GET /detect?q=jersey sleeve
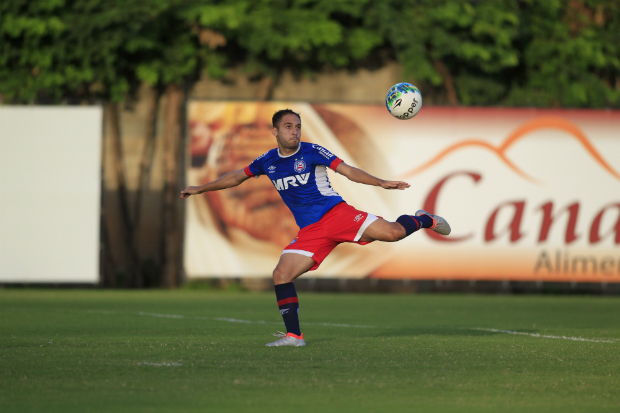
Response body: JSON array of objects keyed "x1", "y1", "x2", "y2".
[
  {"x1": 244, "y1": 152, "x2": 267, "y2": 177},
  {"x1": 309, "y1": 144, "x2": 343, "y2": 171}
]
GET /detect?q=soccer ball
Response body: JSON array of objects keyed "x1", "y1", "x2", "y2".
[{"x1": 385, "y1": 83, "x2": 423, "y2": 120}]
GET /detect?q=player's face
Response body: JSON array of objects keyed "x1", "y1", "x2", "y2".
[{"x1": 272, "y1": 114, "x2": 301, "y2": 150}]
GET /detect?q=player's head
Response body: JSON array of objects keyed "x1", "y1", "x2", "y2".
[
  {"x1": 272, "y1": 109, "x2": 300, "y2": 129},
  {"x1": 272, "y1": 109, "x2": 301, "y2": 150}
]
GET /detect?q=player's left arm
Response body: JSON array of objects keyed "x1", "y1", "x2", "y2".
[{"x1": 335, "y1": 162, "x2": 410, "y2": 190}]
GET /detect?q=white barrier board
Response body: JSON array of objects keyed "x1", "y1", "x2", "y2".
[{"x1": 0, "y1": 107, "x2": 102, "y2": 283}]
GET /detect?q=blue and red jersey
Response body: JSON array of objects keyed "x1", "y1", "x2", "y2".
[{"x1": 244, "y1": 142, "x2": 344, "y2": 229}]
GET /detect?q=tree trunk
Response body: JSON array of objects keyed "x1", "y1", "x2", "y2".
[
  {"x1": 107, "y1": 102, "x2": 142, "y2": 287},
  {"x1": 99, "y1": 115, "x2": 114, "y2": 287},
  {"x1": 160, "y1": 84, "x2": 186, "y2": 288},
  {"x1": 433, "y1": 59, "x2": 459, "y2": 105},
  {"x1": 256, "y1": 76, "x2": 275, "y2": 100},
  {"x1": 133, "y1": 88, "x2": 161, "y2": 227}
]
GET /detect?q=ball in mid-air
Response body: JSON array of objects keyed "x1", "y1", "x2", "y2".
[{"x1": 385, "y1": 83, "x2": 422, "y2": 120}]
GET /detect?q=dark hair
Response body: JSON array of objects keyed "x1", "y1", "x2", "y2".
[{"x1": 272, "y1": 109, "x2": 301, "y2": 128}]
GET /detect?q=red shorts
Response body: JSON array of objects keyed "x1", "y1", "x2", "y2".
[{"x1": 283, "y1": 202, "x2": 378, "y2": 271}]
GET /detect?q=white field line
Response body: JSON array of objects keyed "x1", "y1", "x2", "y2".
[
  {"x1": 137, "y1": 311, "x2": 273, "y2": 324},
  {"x1": 137, "y1": 362, "x2": 181, "y2": 367},
  {"x1": 88, "y1": 310, "x2": 374, "y2": 328},
  {"x1": 138, "y1": 312, "x2": 185, "y2": 319},
  {"x1": 472, "y1": 328, "x2": 620, "y2": 343},
  {"x1": 213, "y1": 317, "x2": 267, "y2": 324},
  {"x1": 89, "y1": 311, "x2": 618, "y2": 341}
]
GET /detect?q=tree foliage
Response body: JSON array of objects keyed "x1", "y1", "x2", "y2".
[
  {"x1": 0, "y1": 0, "x2": 206, "y2": 102},
  {"x1": 1, "y1": 0, "x2": 618, "y2": 107},
  {"x1": 0, "y1": 0, "x2": 383, "y2": 102},
  {"x1": 505, "y1": 0, "x2": 620, "y2": 107},
  {"x1": 374, "y1": 0, "x2": 619, "y2": 107}
]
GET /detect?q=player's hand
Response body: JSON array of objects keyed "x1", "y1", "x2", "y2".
[
  {"x1": 180, "y1": 186, "x2": 201, "y2": 199},
  {"x1": 380, "y1": 180, "x2": 410, "y2": 190}
]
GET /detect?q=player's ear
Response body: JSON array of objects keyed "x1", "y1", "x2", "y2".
[{"x1": 271, "y1": 127, "x2": 278, "y2": 137}]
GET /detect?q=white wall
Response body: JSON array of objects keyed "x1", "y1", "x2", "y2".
[{"x1": 0, "y1": 106, "x2": 102, "y2": 283}]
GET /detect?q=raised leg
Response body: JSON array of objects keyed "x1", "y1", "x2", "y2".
[
  {"x1": 358, "y1": 217, "x2": 408, "y2": 243},
  {"x1": 359, "y1": 212, "x2": 443, "y2": 243}
]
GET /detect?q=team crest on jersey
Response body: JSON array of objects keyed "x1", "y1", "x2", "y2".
[
  {"x1": 294, "y1": 158, "x2": 306, "y2": 173},
  {"x1": 289, "y1": 237, "x2": 298, "y2": 245}
]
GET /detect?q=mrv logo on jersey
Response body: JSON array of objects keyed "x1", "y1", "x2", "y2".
[{"x1": 272, "y1": 173, "x2": 310, "y2": 191}]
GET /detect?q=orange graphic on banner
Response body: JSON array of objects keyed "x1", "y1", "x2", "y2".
[{"x1": 402, "y1": 117, "x2": 620, "y2": 183}]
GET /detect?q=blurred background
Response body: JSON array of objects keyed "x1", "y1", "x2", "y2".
[{"x1": 1, "y1": 0, "x2": 619, "y2": 290}]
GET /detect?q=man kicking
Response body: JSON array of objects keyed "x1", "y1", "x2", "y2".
[{"x1": 180, "y1": 109, "x2": 450, "y2": 347}]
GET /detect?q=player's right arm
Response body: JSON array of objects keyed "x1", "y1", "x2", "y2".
[
  {"x1": 180, "y1": 169, "x2": 251, "y2": 199},
  {"x1": 336, "y1": 162, "x2": 410, "y2": 190}
]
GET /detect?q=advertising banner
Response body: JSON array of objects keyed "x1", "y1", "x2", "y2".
[{"x1": 185, "y1": 102, "x2": 620, "y2": 283}]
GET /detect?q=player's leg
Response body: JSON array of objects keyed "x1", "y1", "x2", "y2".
[
  {"x1": 266, "y1": 252, "x2": 315, "y2": 347},
  {"x1": 273, "y1": 252, "x2": 316, "y2": 285},
  {"x1": 359, "y1": 210, "x2": 450, "y2": 243},
  {"x1": 358, "y1": 217, "x2": 407, "y2": 242}
]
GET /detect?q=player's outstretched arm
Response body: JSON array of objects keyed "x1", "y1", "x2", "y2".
[
  {"x1": 180, "y1": 169, "x2": 251, "y2": 199},
  {"x1": 335, "y1": 162, "x2": 410, "y2": 190}
]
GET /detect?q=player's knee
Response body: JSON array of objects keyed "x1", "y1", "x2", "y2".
[
  {"x1": 272, "y1": 267, "x2": 292, "y2": 284},
  {"x1": 387, "y1": 223, "x2": 407, "y2": 242}
]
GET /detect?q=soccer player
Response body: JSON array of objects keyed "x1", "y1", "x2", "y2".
[{"x1": 181, "y1": 109, "x2": 450, "y2": 347}]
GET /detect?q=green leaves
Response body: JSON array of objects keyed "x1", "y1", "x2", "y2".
[
  {"x1": 375, "y1": 0, "x2": 619, "y2": 107},
  {"x1": 1, "y1": 0, "x2": 618, "y2": 107},
  {"x1": 505, "y1": 0, "x2": 620, "y2": 107},
  {"x1": 184, "y1": 0, "x2": 375, "y2": 68}
]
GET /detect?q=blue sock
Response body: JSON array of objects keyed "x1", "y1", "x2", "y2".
[
  {"x1": 416, "y1": 214, "x2": 434, "y2": 228},
  {"x1": 274, "y1": 282, "x2": 301, "y2": 336},
  {"x1": 396, "y1": 214, "x2": 433, "y2": 237}
]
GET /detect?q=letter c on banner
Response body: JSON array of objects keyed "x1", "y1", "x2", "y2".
[{"x1": 422, "y1": 171, "x2": 482, "y2": 242}]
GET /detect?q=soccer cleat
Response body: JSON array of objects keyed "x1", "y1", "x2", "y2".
[
  {"x1": 415, "y1": 210, "x2": 451, "y2": 235},
  {"x1": 265, "y1": 331, "x2": 306, "y2": 347}
]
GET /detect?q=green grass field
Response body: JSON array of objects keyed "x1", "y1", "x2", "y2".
[{"x1": 1, "y1": 289, "x2": 619, "y2": 413}]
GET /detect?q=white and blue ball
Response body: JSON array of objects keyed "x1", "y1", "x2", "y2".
[{"x1": 385, "y1": 83, "x2": 423, "y2": 120}]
